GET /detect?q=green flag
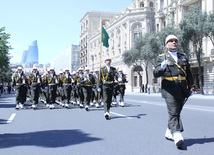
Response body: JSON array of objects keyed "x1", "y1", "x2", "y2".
[{"x1": 101, "y1": 25, "x2": 109, "y2": 48}]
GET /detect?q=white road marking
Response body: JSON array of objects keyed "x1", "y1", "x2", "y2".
[
  {"x1": 110, "y1": 112, "x2": 133, "y2": 119},
  {"x1": 7, "y1": 113, "x2": 16, "y2": 123},
  {"x1": 139, "y1": 101, "x2": 214, "y2": 112}
]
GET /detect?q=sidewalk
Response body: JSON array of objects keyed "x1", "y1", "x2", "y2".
[{"x1": 125, "y1": 91, "x2": 214, "y2": 99}]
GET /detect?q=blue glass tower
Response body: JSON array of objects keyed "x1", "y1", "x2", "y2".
[
  {"x1": 21, "y1": 40, "x2": 39, "y2": 65},
  {"x1": 20, "y1": 47, "x2": 28, "y2": 65},
  {"x1": 26, "y1": 40, "x2": 38, "y2": 64}
]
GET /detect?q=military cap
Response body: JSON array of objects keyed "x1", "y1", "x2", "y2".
[{"x1": 165, "y1": 35, "x2": 178, "y2": 44}]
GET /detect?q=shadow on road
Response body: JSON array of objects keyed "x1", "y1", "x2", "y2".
[
  {"x1": 0, "y1": 129, "x2": 102, "y2": 148},
  {"x1": 0, "y1": 119, "x2": 7, "y2": 125},
  {"x1": 181, "y1": 137, "x2": 214, "y2": 150},
  {"x1": 111, "y1": 114, "x2": 147, "y2": 119}
]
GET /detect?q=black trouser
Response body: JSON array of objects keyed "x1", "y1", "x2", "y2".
[
  {"x1": 77, "y1": 85, "x2": 84, "y2": 104},
  {"x1": 82, "y1": 86, "x2": 92, "y2": 106},
  {"x1": 164, "y1": 95, "x2": 185, "y2": 133},
  {"x1": 49, "y1": 85, "x2": 57, "y2": 104},
  {"x1": 63, "y1": 84, "x2": 71, "y2": 103},
  {"x1": 118, "y1": 85, "x2": 125, "y2": 102},
  {"x1": 102, "y1": 84, "x2": 114, "y2": 113},
  {"x1": 30, "y1": 84, "x2": 40, "y2": 105},
  {"x1": 15, "y1": 85, "x2": 25, "y2": 104}
]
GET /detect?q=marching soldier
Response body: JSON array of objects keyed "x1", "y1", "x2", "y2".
[
  {"x1": 12, "y1": 67, "x2": 26, "y2": 109},
  {"x1": 93, "y1": 69, "x2": 100, "y2": 108},
  {"x1": 89, "y1": 70, "x2": 95, "y2": 106},
  {"x1": 112, "y1": 79, "x2": 119, "y2": 106},
  {"x1": 61, "y1": 68, "x2": 72, "y2": 108},
  {"x1": 80, "y1": 67, "x2": 95, "y2": 111},
  {"x1": 99, "y1": 57, "x2": 118, "y2": 120},
  {"x1": 57, "y1": 71, "x2": 64, "y2": 106},
  {"x1": 29, "y1": 67, "x2": 41, "y2": 110},
  {"x1": 71, "y1": 71, "x2": 78, "y2": 105},
  {"x1": 76, "y1": 68, "x2": 84, "y2": 108},
  {"x1": 153, "y1": 35, "x2": 195, "y2": 149},
  {"x1": 46, "y1": 67, "x2": 58, "y2": 109},
  {"x1": 117, "y1": 69, "x2": 128, "y2": 107}
]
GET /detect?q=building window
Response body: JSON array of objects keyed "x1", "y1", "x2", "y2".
[
  {"x1": 134, "y1": 76, "x2": 137, "y2": 87},
  {"x1": 140, "y1": 2, "x2": 144, "y2": 8},
  {"x1": 134, "y1": 33, "x2": 138, "y2": 40},
  {"x1": 149, "y1": 2, "x2": 153, "y2": 7}
]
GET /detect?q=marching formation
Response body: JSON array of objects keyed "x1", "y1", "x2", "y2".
[{"x1": 12, "y1": 58, "x2": 128, "y2": 120}]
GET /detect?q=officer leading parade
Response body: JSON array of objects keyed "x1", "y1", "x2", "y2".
[{"x1": 2, "y1": 1, "x2": 214, "y2": 153}]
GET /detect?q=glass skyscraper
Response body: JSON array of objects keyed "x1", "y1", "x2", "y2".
[{"x1": 21, "y1": 40, "x2": 39, "y2": 65}]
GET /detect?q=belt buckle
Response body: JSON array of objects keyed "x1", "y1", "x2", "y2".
[{"x1": 178, "y1": 75, "x2": 182, "y2": 82}]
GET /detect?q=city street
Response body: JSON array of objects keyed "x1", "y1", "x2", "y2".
[{"x1": 0, "y1": 92, "x2": 213, "y2": 155}]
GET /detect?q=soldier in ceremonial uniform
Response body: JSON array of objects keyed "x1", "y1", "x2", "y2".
[
  {"x1": 29, "y1": 67, "x2": 41, "y2": 109},
  {"x1": 61, "y1": 68, "x2": 72, "y2": 108},
  {"x1": 117, "y1": 69, "x2": 128, "y2": 107},
  {"x1": 89, "y1": 70, "x2": 95, "y2": 106},
  {"x1": 46, "y1": 67, "x2": 58, "y2": 109},
  {"x1": 80, "y1": 67, "x2": 95, "y2": 111},
  {"x1": 76, "y1": 68, "x2": 84, "y2": 108},
  {"x1": 71, "y1": 71, "x2": 78, "y2": 105},
  {"x1": 99, "y1": 57, "x2": 118, "y2": 120},
  {"x1": 57, "y1": 71, "x2": 65, "y2": 107},
  {"x1": 12, "y1": 67, "x2": 26, "y2": 109},
  {"x1": 93, "y1": 69, "x2": 100, "y2": 108},
  {"x1": 153, "y1": 35, "x2": 195, "y2": 149}
]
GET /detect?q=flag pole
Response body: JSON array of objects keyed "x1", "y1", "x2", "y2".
[{"x1": 98, "y1": 21, "x2": 102, "y2": 101}]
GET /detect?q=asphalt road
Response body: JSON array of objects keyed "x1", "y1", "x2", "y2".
[{"x1": 0, "y1": 92, "x2": 213, "y2": 155}]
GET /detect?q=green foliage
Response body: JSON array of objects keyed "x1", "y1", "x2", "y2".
[
  {"x1": 0, "y1": 27, "x2": 12, "y2": 83},
  {"x1": 204, "y1": 11, "x2": 214, "y2": 47}
]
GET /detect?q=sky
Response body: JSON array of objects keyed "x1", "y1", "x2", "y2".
[{"x1": 0, "y1": 0, "x2": 132, "y2": 65}]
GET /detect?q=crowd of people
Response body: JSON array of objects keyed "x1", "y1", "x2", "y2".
[{"x1": 12, "y1": 57, "x2": 128, "y2": 119}]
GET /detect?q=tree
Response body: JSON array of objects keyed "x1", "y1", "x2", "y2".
[
  {"x1": 0, "y1": 27, "x2": 12, "y2": 84},
  {"x1": 122, "y1": 33, "x2": 162, "y2": 91},
  {"x1": 204, "y1": 11, "x2": 214, "y2": 47},
  {"x1": 179, "y1": 6, "x2": 207, "y2": 95}
]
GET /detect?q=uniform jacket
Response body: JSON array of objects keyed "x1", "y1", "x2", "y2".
[
  {"x1": 60, "y1": 73, "x2": 72, "y2": 84},
  {"x1": 80, "y1": 73, "x2": 95, "y2": 86},
  {"x1": 12, "y1": 72, "x2": 25, "y2": 87},
  {"x1": 153, "y1": 52, "x2": 194, "y2": 99},
  {"x1": 100, "y1": 66, "x2": 118, "y2": 83},
  {"x1": 118, "y1": 73, "x2": 127, "y2": 84},
  {"x1": 29, "y1": 72, "x2": 41, "y2": 86},
  {"x1": 46, "y1": 73, "x2": 58, "y2": 84}
]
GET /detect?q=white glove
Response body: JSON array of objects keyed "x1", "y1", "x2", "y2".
[
  {"x1": 118, "y1": 78, "x2": 122, "y2": 82},
  {"x1": 190, "y1": 90, "x2": 195, "y2": 96},
  {"x1": 45, "y1": 87, "x2": 48, "y2": 89},
  {"x1": 97, "y1": 88, "x2": 101, "y2": 92},
  {"x1": 58, "y1": 87, "x2": 62, "y2": 90},
  {"x1": 161, "y1": 60, "x2": 169, "y2": 70},
  {"x1": 92, "y1": 88, "x2": 95, "y2": 91}
]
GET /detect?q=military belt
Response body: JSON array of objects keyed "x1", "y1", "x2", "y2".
[
  {"x1": 63, "y1": 83, "x2": 72, "y2": 85},
  {"x1": 48, "y1": 83, "x2": 56, "y2": 85},
  {"x1": 118, "y1": 83, "x2": 125, "y2": 85},
  {"x1": 16, "y1": 83, "x2": 22, "y2": 86},
  {"x1": 83, "y1": 84, "x2": 93, "y2": 87},
  {"x1": 163, "y1": 76, "x2": 186, "y2": 81},
  {"x1": 103, "y1": 81, "x2": 114, "y2": 84}
]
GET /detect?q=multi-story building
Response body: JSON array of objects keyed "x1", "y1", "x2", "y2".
[
  {"x1": 81, "y1": 0, "x2": 156, "y2": 91},
  {"x1": 79, "y1": 12, "x2": 118, "y2": 70},
  {"x1": 21, "y1": 40, "x2": 39, "y2": 66},
  {"x1": 51, "y1": 44, "x2": 80, "y2": 73},
  {"x1": 80, "y1": 0, "x2": 214, "y2": 93},
  {"x1": 155, "y1": 0, "x2": 214, "y2": 94}
]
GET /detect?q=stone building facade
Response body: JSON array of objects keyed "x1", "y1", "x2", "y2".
[
  {"x1": 155, "y1": 0, "x2": 214, "y2": 94},
  {"x1": 81, "y1": 0, "x2": 156, "y2": 91}
]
